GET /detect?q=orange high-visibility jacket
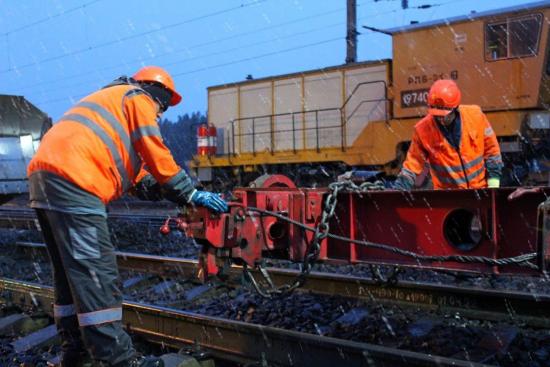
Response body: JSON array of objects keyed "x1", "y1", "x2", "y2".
[
  {"x1": 28, "y1": 83, "x2": 184, "y2": 203},
  {"x1": 400, "y1": 105, "x2": 502, "y2": 189}
]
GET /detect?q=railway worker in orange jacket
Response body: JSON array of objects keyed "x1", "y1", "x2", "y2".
[
  {"x1": 27, "y1": 66, "x2": 227, "y2": 367},
  {"x1": 394, "y1": 79, "x2": 503, "y2": 190}
]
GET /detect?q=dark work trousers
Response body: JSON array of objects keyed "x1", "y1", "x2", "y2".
[{"x1": 35, "y1": 208, "x2": 135, "y2": 365}]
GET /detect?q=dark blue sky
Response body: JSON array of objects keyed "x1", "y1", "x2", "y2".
[{"x1": 0, "y1": 0, "x2": 539, "y2": 121}]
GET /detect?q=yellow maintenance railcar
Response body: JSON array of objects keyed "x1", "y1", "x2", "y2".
[{"x1": 190, "y1": 1, "x2": 550, "y2": 188}]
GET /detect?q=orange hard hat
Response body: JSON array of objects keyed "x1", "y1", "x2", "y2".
[
  {"x1": 133, "y1": 66, "x2": 182, "y2": 106},
  {"x1": 427, "y1": 79, "x2": 461, "y2": 117}
]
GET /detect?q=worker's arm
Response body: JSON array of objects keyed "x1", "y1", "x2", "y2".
[
  {"x1": 124, "y1": 93, "x2": 227, "y2": 212},
  {"x1": 130, "y1": 167, "x2": 163, "y2": 201},
  {"x1": 481, "y1": 114, "x2": 503, "y2": 188},
  {"x1": 394, "y1": 132, "x2": 428, "y2": 190}
]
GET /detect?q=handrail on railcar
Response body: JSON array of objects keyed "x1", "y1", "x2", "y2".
[{"x1": 226, "y1": 79, "x2": 390, "y2": 157}]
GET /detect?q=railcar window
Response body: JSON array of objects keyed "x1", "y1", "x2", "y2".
[{"x1": 486, "y1": 14, "x2": 542, "y2": 61}]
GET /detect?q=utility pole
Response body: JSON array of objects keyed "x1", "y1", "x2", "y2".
[{"x1": 346, "y1": 0, "x2": 357, "y2": 64}]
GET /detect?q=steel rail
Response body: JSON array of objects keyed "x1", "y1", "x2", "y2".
[
  {"x1": 0, "y1": 208, "x2": 169, "y2": 229},
  {"x1": 0, "y1": 207, "x2": 171, "y2": 219},
  {"x1": 15, "y1": 241, "x2": 550, "y2": 328},
  {"x1": 0, "y1": 278, "x2": 489, "y2": 367}
]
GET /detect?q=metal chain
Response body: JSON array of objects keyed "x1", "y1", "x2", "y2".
[{"x1": 286, "y1": 179, "x2": 386, "y2": 292}]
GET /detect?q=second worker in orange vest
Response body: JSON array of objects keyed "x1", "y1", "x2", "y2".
[
  {"x1": 27, "y1": 66, "x2": 226, "y2": 367},
  {"x1": 394, "y1": 79, "x2": 503, "y2": 190}
]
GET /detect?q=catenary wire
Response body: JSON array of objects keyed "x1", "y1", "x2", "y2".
[
  {"x1": 28, "y1": 1, "x2": 465, "y2": 106},
  {"x1": 35, "y1": 36, "x2": 344, "y2": 106},
  {"x1": 9, "y1": 0, "x2": 456, "y2": 97},
  {"x1": 0, "y1": 0, "x2": 267, "y2": 74},
  {"x1": 32, "y1": 7, "x2": 400, "y2": 106},
  {"x1": 2, "y1": 0, "x2": 103, "y2": 36},
  {"x1": 10, "y1": 0, "x2": 405, "y2": 93},
  {"x1": 31, "y1": 20, "x2": 349, "y2": 95},
  {"x1": 11, "y1": 4, "x2": 354, "y2": 93}
]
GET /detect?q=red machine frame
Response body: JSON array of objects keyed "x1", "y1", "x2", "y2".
[{"x1": 174, "y1": 176, "x2": 549, "y2": 281}]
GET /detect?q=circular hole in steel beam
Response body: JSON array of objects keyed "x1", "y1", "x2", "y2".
[
  {"x1": 267, "y1": 221, "x2": 286, "y2": 241},
  {"x1": 443, "y1": 209, "x2": 482, "y2": 252}
]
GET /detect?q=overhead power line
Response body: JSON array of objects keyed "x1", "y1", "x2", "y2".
[
  {"x1": 10, "y1": 0, "x2": 389, "y2": 88},
  {"x1": 407, "y1": 0, "x2": 472, "y2": 10},
  {"x1": 27, "y1": 1, "x2": 412, "y2": 107},
  {"x1": 35, "y1": 36, "x2": 343, "y2": 106},
  {"x1": 2, "y1": 0, "x2": 103, "y2": 36},
  {"x1": 35, "y1": 22, "x2": 348, "y2": 94},
  {"x1": 9, "y1": 0, "x2": 398, "y2": 92},
  {"x1": 30, "y1": 5, "x2": 402, "y2": 105},
  {"x1": 11, "y1": 5, "x2": 347, "y2": 93},
  {"x1": 373, "y1": 0, "x2": 465, "y2": 9},
  {"x1": 173, "y1": 37, "x2": 343, "y2": 77},
  {"x1": 0, "y1": 0, "x2": 267, "y2": 74},
  {"x1": 30, "y1": 0, "x2": 477, "y2": 110}
]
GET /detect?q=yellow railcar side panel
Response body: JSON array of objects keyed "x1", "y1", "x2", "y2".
[
  {"x1": 274, "y1": 77, "x2": 303, "y2": 151},
  {"x1": 206, "y1": 61, "x2": 391, "y2": 157},
  {"x1": 209, "y1": 87, "x2": 238, "y2": 155},
  {"x1": 191, "y1": 110, "x2": 525, "y2": 169},
  {"x1": 238, "y1": 82, "x2": 272, "y2": 154}
]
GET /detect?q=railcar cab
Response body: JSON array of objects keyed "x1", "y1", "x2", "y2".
[{"x1": 390, "y1": 1, "x2": 550, "y2": 117}]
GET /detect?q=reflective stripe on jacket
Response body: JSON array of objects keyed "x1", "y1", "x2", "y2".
[
  {"x1": 28, "y1": 84, "x2": 185, "y2": 203},
  {"x1": 399, "y1": 105, "x2": 502, "y2": 190}
]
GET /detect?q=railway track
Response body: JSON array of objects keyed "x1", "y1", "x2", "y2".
[
  {"x1": 12, "y1": 241, "x2": 550, "y2": 328},
  {"x1": 0, "y1": 207, "x2": 171, "y2": 230},
  {"x1": 0, "y1": 278, "x2": 489, "y2": 367},
  {"x1": 2, "y1": 214, "x2": 550, "y2": 365}
]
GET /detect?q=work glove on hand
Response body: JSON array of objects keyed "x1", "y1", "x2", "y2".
[
  {"x1": 392, "y1": 175, "x2": 413, "y2": 191},
  {"x1": 189, "y1": 190, "x2": 228, "y2": 213},
  {"x1": 132, "y1": 174, "x2": 163, "y2": 201}
]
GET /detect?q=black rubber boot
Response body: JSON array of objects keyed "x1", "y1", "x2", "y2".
[{"x1": 57, "y1": 319, "x2": 89, "y2": 367}]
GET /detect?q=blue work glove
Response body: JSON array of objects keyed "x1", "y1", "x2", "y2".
[
  {"x1": 189, "y1": 190, "x2": 228, "y2": 213},
  {"x1": 392, "y1": 175, "x2": 413, "y2": 191}
]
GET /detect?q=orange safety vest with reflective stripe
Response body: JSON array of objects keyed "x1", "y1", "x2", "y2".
[
  {"x1": 400, "y1": 105, "x2": 502, "y2": 189},
  {"x1": 28, "y1": 83, "x2": 182, "y2": 203}
]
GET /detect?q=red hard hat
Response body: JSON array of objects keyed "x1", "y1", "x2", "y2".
[
  {"x1": 427, "y1": 79, "x2": 461, "y2": 117},
  {"x1": 133, "y1": 66, "x2": 182, "y2": 106}
]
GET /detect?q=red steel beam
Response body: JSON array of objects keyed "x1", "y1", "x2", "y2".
[{"x1": 181, "y1": 183, "x2": 549, "y2": 277}]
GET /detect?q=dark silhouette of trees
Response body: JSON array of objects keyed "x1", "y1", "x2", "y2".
[{"x1": 158, "y1": 112, "x2": 206, "y2": 166}]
